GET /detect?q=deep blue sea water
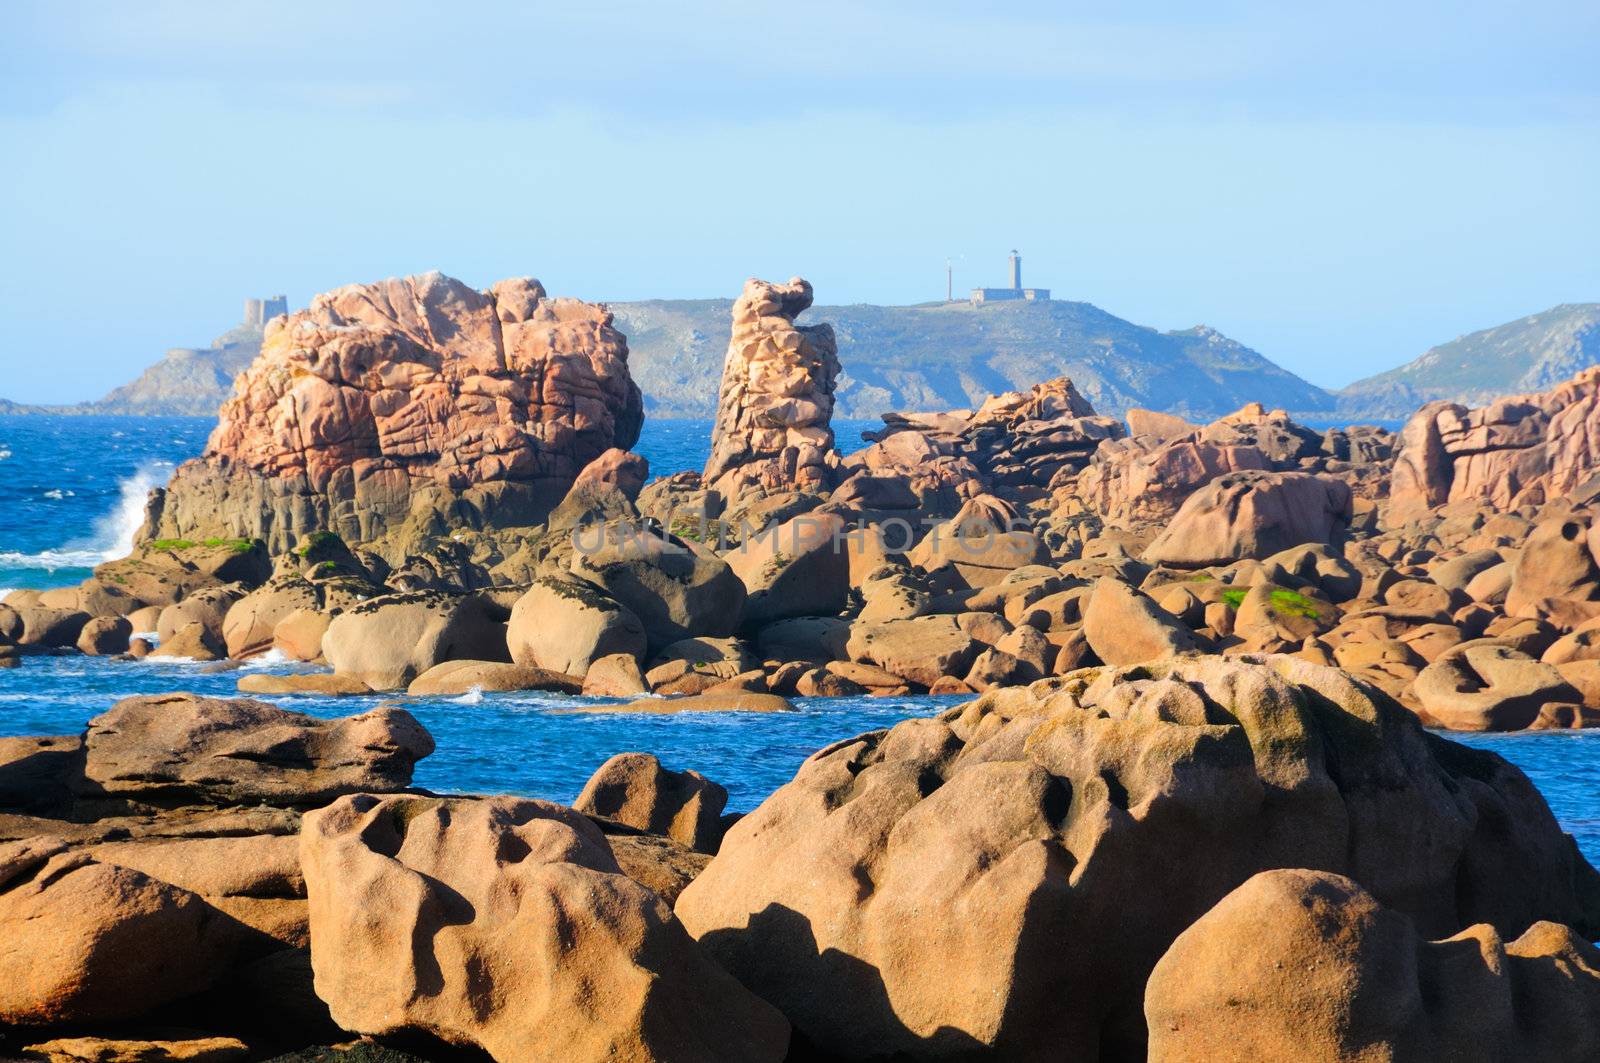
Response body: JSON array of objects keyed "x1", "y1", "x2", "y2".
[{"x1": 1, "y1": 413, "x2": 1598, "y2": 853}]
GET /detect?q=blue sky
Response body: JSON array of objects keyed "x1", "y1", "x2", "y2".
[{"x1": 2, "y1": 1, "x2": 1596, "y2": 403}]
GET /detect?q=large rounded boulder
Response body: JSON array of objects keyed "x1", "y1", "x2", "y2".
[
  {"x1": 507, "y1": 575, "x2": 648, "y2": 676},
  {"x1": 574, "y1": 752, "x2": 729, "y2": 855},
  {"x1": 322, "y1": 590, "x2": 508, "y2": 690},
  {"x1": 568, "y1": 520, "x2": 745, "y2": 651},
  {"x1": 726, "y1": 511, "x2": 849, "y2": 625},
  {"x1": 82, "y1": 694, "x2": 433, "y2": 807},
  {"x1": 1144, "y1": 470, "x2": 1353, "y2": 567},
  {"x1": 1413, "y1": 644, "x2": 1582, "y2": 731},
  {"x1": 674, "y1": 656, "x2": 1600, "y2": 1060},
  {"x1": 0, "y1": 838, "x2": 247, "y2": 1025},
  {"x1": 1081, "y1": 577, "x2": 1204, "y2": 665},
  {"x1": 1145, "y1": 869, "x2": 1600, "y2": 1062}
]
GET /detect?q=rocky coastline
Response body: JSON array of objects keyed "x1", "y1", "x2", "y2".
[{"x1": 4, "y1": 269, "x2": 1600, "y2": 1061}]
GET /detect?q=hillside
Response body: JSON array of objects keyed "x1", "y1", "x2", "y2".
[
  {"x1": 1336, "y1": 303, "x2": 1600, "y2": 419},
  {"x1": 611, "y1": 297, "x2": 1334, "y2": 420},
  {"x1": 0, "y1": 323, "x2": 262, "y2": 416},
  {"x1": 87, "y1": 323, "x2": 262, "y2": 415}
]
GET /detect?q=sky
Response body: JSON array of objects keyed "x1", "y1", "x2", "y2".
[{"x1": 1, "y1": 0, "x2": 1597, "y2": 403}]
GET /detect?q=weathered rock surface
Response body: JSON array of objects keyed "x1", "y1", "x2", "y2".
[
  {"x1": 2, "y1": 605, "x2": 89, "y2": 648},
  {"x1": 21, "y1": 1035, "x2": 251, "y2": 1063},
  {"x1": 1143, "y1": 470, "x2": 1353, "y2": 567},
  {"x1": 508, "y1": 574, "x2": 648, "y2": 676},
  {"x1": 0, "y1": 838, "x2": 245, "y2": 1025},
  {"x1": 568, "y1": 521, "x2": 745, "y2": 651},
  {"x1": 405, "y1": 659, "x2": 581, "y2": 696},
  {"x1": 1390, "y1": 366, "x2": 1600, "y2": 524},
  {"x1": 76, "y1": 616, "x2": 131, "y2": 656},
  {"x1": 845, "y1": 614, "x2": 979, "y2": 688},
  {"x1": 546, "y1": 446, "x2": 651, "y2": 532},
  {"x1": 726, "y1": 511, "x2": 849, "y2": 625},
  {"x1": 1413, "y1": 645, "x2": 1581, "y2": 731},
  {"x1": 676, "y1": 656, "x2": 1600, "y2": 1060},
  {"x1": 1075, "y1": 430, "x2": 1269, "y2": 525},
  {"x1": 301, "y1": 793, "x2": 789, "y2": 1062},
  {"x1": 85, "y1": 832, "x2": 308, "y2": 947},
  {"x1": 322, "y1": 591, "x2": 508, "y2": 690},
  {"x1": 144, "y1": 271, "x2": 644, "y2": 554},
  {"x1": 574, "y1": 753, "x2": 729, "y2": 854},
  {"x1": 702, "y1": 277, "x2": 840, "y2": 503},
  {"x1": 1146, "y1": 868, "x2": 1600, "y2": 1063},
  {"x1": 845, "y1": 377, "x2": 1124, "y2": 514},
  {"x1": 1082, "y1": 577, "x2": 1203, "y2": 665},
  {"x1": 235, "y1": 673, "x2": 372, "y2": 697},
  {"x1": 82, "y1": 694, "x2": 432, "y2": 806},
  {"x1": 92, "y1": 539, "x2": 271, "y2": 610},
  {"x1": 585, "y1": 691, "x2": 794, "y2": 714},
  {"x1": 221, "y1": 575, "x2": 324, "y2": 659},
  {"x1": 908, "y1": 497, "x2": 1050, "y2": 590},
  {"x1": 581, "y1": 652, "x2": 649, "y2": 696}
]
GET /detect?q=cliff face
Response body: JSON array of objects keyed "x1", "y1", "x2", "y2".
[
  {"x1": 146, "y1": 271, "x2": 643, "y2": 554},
  {"x1": 611, "y1": 297, "x2": 1334, "y2": 421}
]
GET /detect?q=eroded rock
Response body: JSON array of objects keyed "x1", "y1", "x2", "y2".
[
  {"x1": 82, "y1": 694, "x2": 432, "y2": 806},
  {"x1": 1146, "y1": 868, "x2": 1600, "y2": 1063},
  {"x1": 675, "y1": 656, "x2": 1600, "y2": 1060},
  {"x1": 301, "y1": 793, "x2": 788, "y2": 1062}
]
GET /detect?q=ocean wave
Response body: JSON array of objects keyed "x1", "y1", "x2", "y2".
[{"x1": 0, "y1": 465, "x2": 165, "y2": 572}]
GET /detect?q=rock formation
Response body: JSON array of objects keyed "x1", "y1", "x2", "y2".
[
  {"x1": 608, "y1": 295, "x2": 1335, "y2": 420},
  {"x1": 1390, "y1": 366, "x2": 1600, "y2": 524},
  {"x1": 0, "y1": 838, "x2": 251, "y2": 1026},
  {"x1": 1145, "y1": 868, "x2": 1600, "y2": 1062},
  {"x1": 1071, "y1": 402, "x2": 1377, "y2": 526},
  {"x1": 702, "y1": 277, "x2": 840, "y2": 504},
  {"x1": 301, "y1": 793, "x2": 789, "y2": 1062},
  {"x1": 0, "y1": 696, "x2": 746, "y2": 1058},
  {"x1": 82, "y1": 694, "x2": 433, "y2": 805},
  {"x1": 320, "y1": 589, "x2": 509, "y2": 690},
  {"x1": 845, "y1": 378, "x2": 1125, "y2": 515},
  {"x1": 574, "y1": 752, "x2": 729, "y2": 854},
  {"x1": 144, "y1": 272, "x2": 644, "y2": 555},
  {"x1": 675, "y1": 656, "x2": 1600, "y2": 1059},
  {"x1": 1142, "y1": 470, "x2": 1354, "y2": 567},
  {"x1": 567, "y1": 521, "x2": 746, "y2": 652}
]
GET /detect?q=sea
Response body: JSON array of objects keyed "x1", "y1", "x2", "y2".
[{"x1": 1, "y1": 414, "x2": 1597, "y2": 861}]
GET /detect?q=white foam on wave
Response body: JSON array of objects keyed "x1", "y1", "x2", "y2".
[
  {"x1": 240, "y1": 649, "x2": 291, "y2": 670},
  {"x1": 0, "y1": 465, "x2": 168, "y2": 572},
  {"x1": 451, "y1": 687, "x2": 487, "y2": 705}
]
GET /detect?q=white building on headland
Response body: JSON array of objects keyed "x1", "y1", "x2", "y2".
[{"x1": 970, "y1": 250, "x2": 1050, "y2": 304}]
